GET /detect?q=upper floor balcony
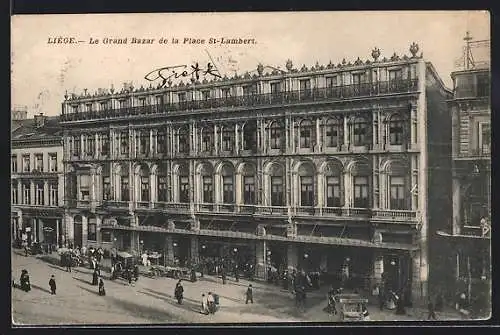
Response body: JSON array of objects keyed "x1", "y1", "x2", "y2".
[
  {"x1": 453, "y1": 147, "x2": 491, "y2": 160},
  {"x1": 60, "y1": 79, "x2": 419, "y2": 123}
]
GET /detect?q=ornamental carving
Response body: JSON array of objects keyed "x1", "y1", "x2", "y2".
[
  {"x1": 409, "y1": 42, "x2": 419, "y2": 58},
  {"x1": 371, "y1": 47, "x2": 381, "y2": 61},
  {"x1": 285, "y1": 59, "x2": 293, "y2": 71}
]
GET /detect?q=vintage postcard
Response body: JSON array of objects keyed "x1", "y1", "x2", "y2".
[{"x1": 11, "y1": 11, "x2": 491, "y2": 325}]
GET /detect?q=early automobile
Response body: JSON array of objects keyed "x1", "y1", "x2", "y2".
[
  {"x1": 335, "y1": 293, "x2": 370, "y2": 322},
  {"x1": 111, "y1": 251, "x2": 137, "y2": 280}
]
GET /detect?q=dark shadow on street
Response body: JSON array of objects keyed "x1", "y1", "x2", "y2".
[
  {"x1": 216, "y1": 293, "x2": 242, "y2": 304},
  {"x1": 76, "y1": 284, "x2": 100, "y2": 296},
  {"x1": 128, "y1": 291, "x2": 190, "y2": 323},
  {"x1": 143, "y1": 287, "x2": 200, "y2": 306},
  {"x1": 31, "y1": 283, "x2": 53, "y2": 295},
  {"x1": 72, "y1": 276, "x2": 94, "y2": 286},
  {"x1": 136, "y1": 290, "x2": 198, "y2": 319}
]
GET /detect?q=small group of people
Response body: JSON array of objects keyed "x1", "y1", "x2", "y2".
[{"x1": 200, "y1": 291, "x2": 218, "y2": 315}]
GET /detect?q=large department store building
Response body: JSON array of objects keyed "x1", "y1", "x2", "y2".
[{"x1": 59, "y1": 44, "x2": 452, "y2": 301}]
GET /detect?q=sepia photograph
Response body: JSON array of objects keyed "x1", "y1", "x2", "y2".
[{"x1": 10, "y1": 11, "x2": 491, "y2": 325}]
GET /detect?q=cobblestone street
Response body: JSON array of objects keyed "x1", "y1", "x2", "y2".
[{"x1": 12, "y1": 250, "x2": 462, "y2": 325}]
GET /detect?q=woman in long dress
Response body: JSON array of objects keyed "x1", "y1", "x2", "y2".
[{"x1": 92, "y1": 270, "x2": 99, "y2": 286}]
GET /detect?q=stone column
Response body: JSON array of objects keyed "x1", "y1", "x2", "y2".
[
  {"x1": 190, "y1": 236, "x2": 199, "y2": 264},
  {"x1": 343, "y1": 115, "x2": 349, "y2": 150},
  {"x1": 150, "y1": 170, "x2": 157, "y2": 205},
  {"x1": 165, "y1": 235, "x2": 175, "y2": 265},
  {"x1": 255, "y1": 240, "x2": 267, "y2": 279},
  {"x1": 411, "y1": 250, "x2": 427, "y2": 303},
  {"x1": 56, "y1": 218, "x2": 60, "y2": 247},
  {"x1": 30, "y1": 181, "x2": 35, "y2": 205},
  {"x1": 130, "y1": 231, "x2": 140, "y2": 254},
  {"x1": 287, "y1": 244, "x2": 298, "y2": 271},
  {"x1": 214, "y1": 124, "x2": 219, "y2": 155},
  {"x1": 81, "y1": 215, "x2": 88, "y2": 248},
  {"x1": 38, "y1": 218, "x2": 45, "y2": 243},
  {"x1": 373, "y1": 254, "x2": 384, "y2": 285},
  {"x1": 452, "y1": 178, "x2": 461, "y2": 235}
]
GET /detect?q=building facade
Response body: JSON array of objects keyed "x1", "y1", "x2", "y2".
[
  {"x1": 438, "y1": 41, "x2": 491, "y2": 314},
  {"x1": 60, "y1": 44, "x2": 451, "y2": 302},
  {"x1": 11, "y1": 112, "x2": 65, "y2": 249}
]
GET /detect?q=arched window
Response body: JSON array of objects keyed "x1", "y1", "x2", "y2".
[
  {"x1": 221, "y1": 164, "x2": 235, "y2": 203},
  {"x1": 389, "y1": 114, "x2": 405, "y2": 145},
  {"x1": 270, "y1": 121, "x2": 282, "y2": 149},
  {"x1": 157, "y1": 164, "x2": 168, "y2": 202},
  {"x1": 243, "y1": 121, "x2": 257, "y2": 151},
  {"x1": 353, "y1": 117, "x2": 368, "y2": 146},
  {"x1": 241, "y1": 163, "x2": 256, "y2": 205},
  {"x1": 325, "y1": 118, "x2": 343, "y2": 148},
  {"x1": 300, "y1": 120, "x2": 313, "y2": 148},
  {"x1": 178, "y1": 127, "x2": 190, "y2": 153},
  {"x1": 324, "y1": 161, "x2": 343, "y2": 207},
  {"x1": 178, "y1": 165, "x2": 190, "y2": 203},
  {"x1": 268, "y1": 164, "x2": 284, "y2": 206},
  {"x1": 201, "y1": 126, "x2": 214, "y2": 152},
  {"x1": 298, "y1": 162, "x2": 315, "y2": 206}
]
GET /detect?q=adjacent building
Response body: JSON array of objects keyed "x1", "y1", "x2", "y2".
[
  {"x1": 11, "y1": 110, "x2": 65, "y2": 249},
  {"x1": 438, "y1": 35, "x2": 491, "y2": 315},
  {"x1": 59, "y1": 43, "x2": 452, "y2": 302}
]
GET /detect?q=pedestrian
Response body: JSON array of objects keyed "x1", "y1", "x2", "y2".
[
  {"x1": 191, "y1": 267, "x2": 197, "y2": 282},
  {"x1": 207, "y1": 291, "x2": 215, "y2": 314},
  {"x1": 235, "y1": 265, "x2": 240, "y2": 282},
  {"x1": 327, "y1": 285, "x2": 337, "y2": 315},
  {"x1": 175, "y1": 280, "x2": 184, "y2": 304},
  {"x1": 20, "y1": 269, "x2": 31, "y2": 292},
  {"x1": 92, "y1": 270, "x2": 99, "y2": 286},
  {"x1": 98, "y1": 278, "x2": 106, "y2": 296},
  {"x1": 362, "y1": 304, "x2": 370, "y2": 321},
  {"x1": 427, "y1": 299, "x2": 437, "y2": 320},
  {"x1": 127, "y1": 268, "x2": 132, "y2": 285},
  {"x1": 49, "y1": 275, "x2": 56, "y2": 295},
  {"x1": 245, "y1": 284, "x2": 254, "y2": 304},
  {"x1": 222, "y1": 270, "x2": 227, "y2": 285},
  {"x1": 134, "y1": 264, "x2": 140, "y2": 282},
  {"x1": 378, "y1": 285, "x2": 385, "y2": 311},
  {"x1": 66, "y1": 255, "x2": 72, "y2": 273},
  {"x1": 201, "y1": 293, "x2": 209, "y2": 315},
  {"x1": 23, "y1": 242, "x2": 28, "y2": 257}
]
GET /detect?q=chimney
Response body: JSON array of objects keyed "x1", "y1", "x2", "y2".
[{"x1": 34, "y1": 112, "x2": 47, "y2": 128}]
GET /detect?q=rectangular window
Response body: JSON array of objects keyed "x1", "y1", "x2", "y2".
[
  {"x1": 354, "y1": 177, "x2": 369, "y2": 208},
  {"x1": 49, "y1": 182, "x2": 58, "y2": 206},
  {"x1": 389, "y1": 69, "x2": 403, "y2": 91},
  {"x1": 121, "y1": 176, "x2": 129, "y2": 201},
  {"x1": 244, "y1": 176, "x2": 255, "y2": 204},
  {"x1": 35, "y1": 182, "x2": 44, "y2": 205},
  {"x1": 11, "y1": 181, "x2": 18, "y2": 204},
  {"x1": 74, "y1": 136, "x2": 81, "y2": 156},
  {"x1": 101, "y1": 134, "x2": 109, "y2": 156},
  {"x1": 326, "y1": 176, "x2": 341, "y2": 207},
  {"x1": 49, "y1": 153, "x2": 57, "y2": 172},
  {"x1": 223, "y1": 176, "x2": 234, "y2": 203},
  {"x1": 88, "y1": 221, "x2": 97, "y2": 241},
  {"x1": 203, "y1": 177, "x2": 213, "y2": 203},
  {"x1": 353, "y1": 121, "x2": 367, "y2": 146},
  {"x1": 222, "y1": 88, "x2": 231, "y2": 98},
  {"x1": 300, "y1": 176, "x2": 314, "y2": 206},
  {"x1": 23, "y1": 182, "x2": 31, "y2": 204},
  {"x1": 140, "y1": 131, "x2": 150, "y2": 155},
  {"x1": 86, "y1": 135, "x2": 95, "y2": 156},
  {"x1": 326, "y1": 123, "x2": 339, "y2": 147},
  {"x1": 202, "y1": 130, "x2": 213, "y2": 152},
  {"x1": 476, "y1": 73, "x2": 490, "y2": 97},
  {"x1": 157, "y1": 131, "x2": 167, "y2": 154},
  {"x1": 243, "y1": 84, "x2": 257, "y2": 96},
  {"x1": 35, "y1": 154, "x2": 43, "y2": 172},
  {"x1": 390, "y1": 120, "x2": 404, "y2": 145},
  {"x1": 271, "y1": 176, "x2": 284, "y2": 206},
  {"x1": 22, "y1": 155, "x2": 30, "y2": 172},
  {"x1": 300, "y1": 125, "x2": 312, "y2": 148},
  {"x1": 158, "y1": 176, "x2": 168, "y2": 202},
  {"x1": 300, "y1": 79, "x2": 311, "y2": 98},
  {"x1": 179, "y1": 176, "x2": 189, "y2": 203},
  {"x1": 79, "y1": 174, "x2": 90, "y2": 201},
  {"x1": 326, "y1": 76, "x2": 338, "y2": 87},
  {"x1": 103, "y1": 176, "x2": 111, "y2": 200},
  {"x1": 202, "y1": 90, "x2": 210, "y2": 100},
  {"x1": 100, "y1": 102, "x2": 107, "y2": 111},
  {"x1": 270, "y1": 82, "x2": 281, "y2": 96},
  {"x1": 479, "y1": 122, "x2": 491, "y2": 154},
  {"x1": 352, "y1": 73, "x2": 366, "y2": 85},
  {"x1": 139, "y1": 98, "x2": 146, "y2": 107},
  {"x1": 178, "y1": 92, "x2": 186, "y2": 102},
  {"x1": 178, "y1": 131, "x2": 189, "y2": 153},
  {"x1": 11, "y1": 155, "x2": 17, "y2": 173},
  {"x1": 156, "y1": 96, "x2": 163, "y2": 106},
  {"x1": 270, "y1": 125, "x2": 281, "y2": 149},
  {"x1": 86, "y1": 104, "x2": 93, "y2": 112},
  {"x1": 101, "y1": 231, "x2": 112, "y2": 243},
  {"x1": 390, "y1": 176, "x2": 406, "y2": 210},
  {"x1": 120, "y1": 131, "x2": 129, "y2": 155},
  {"x1": 141, "y1": 176, "x2": 150, "y2": 202},
  {"x1": 222, "y1": 128, "x2": 233, "y2": 151}
]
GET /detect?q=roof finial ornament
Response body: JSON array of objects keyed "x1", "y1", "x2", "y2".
[
  {"x1": 371, "y1": 47, "x2": 381, "y2": 61},
  {"x1": 409, "y1": 42, "x2": 419, "y2": 58},
  {"x1": 285, "y1": 59, "x2": 293, "y2": 71},
  {"x1": 64, "y1": 90, "x2": 68, "y2": 100},
  {"x1": 257, "y1": 63, "x2": 264, "y2": 76}
]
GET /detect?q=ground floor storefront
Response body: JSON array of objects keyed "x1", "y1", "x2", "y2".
[{"x1": 11, "y1": 209, "x2": 65, "y2": 251}]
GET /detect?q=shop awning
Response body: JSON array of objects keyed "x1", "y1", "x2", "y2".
[{"x1": 103, "y1": 225, "x2": 418, "y2": 251}]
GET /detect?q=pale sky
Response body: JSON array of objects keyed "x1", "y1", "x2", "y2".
[{"x1": 11, "y1": 11, "x2": 490, "y2": 117}]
